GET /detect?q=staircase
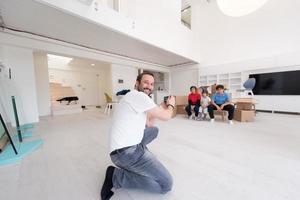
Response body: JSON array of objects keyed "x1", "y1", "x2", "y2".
[{"x1": 49, "y1": 82, "x2": 82, "y2": 116}]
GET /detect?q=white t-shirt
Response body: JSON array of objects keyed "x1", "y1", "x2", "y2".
[
  {"x1": 201, "y1": 96, "x2": 211, "y2": 107},
  {"x1": 110, "y1": 90, "x2": 157, "y2": 152}
]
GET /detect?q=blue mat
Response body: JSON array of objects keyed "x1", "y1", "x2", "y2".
[
  {"x1": 22, "y1": 131, "x2": 33, "y2": 138},
  {"x1": 22, "y1": 131, "x2": 32, "y2": 139},
  {"x1": 0, "y1": 139, "x2": 43, "y2": 166},
  {"x1": 18, "y1": 123, "x2": 34, "y2": 131},
  {"x1": 13, "y1": 131, "x2": 32, "y2": 141},
  {"x1": 13, "y1": 131, "x2": 33, "y2": 140}
]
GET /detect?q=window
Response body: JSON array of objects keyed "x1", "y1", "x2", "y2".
[
  {"x1": 181, "y1": 0, "x2": 191, "y2": 29},
  {"x1": 94, "y1": 0, "x2": 120, "y2": 12}
]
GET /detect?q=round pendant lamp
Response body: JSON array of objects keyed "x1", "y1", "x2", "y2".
[{"x1": 217, "y1": 0, "x2": 269, "y2": 17}]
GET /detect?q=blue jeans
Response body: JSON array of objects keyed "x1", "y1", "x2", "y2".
[
  {"x1": 185, "y1": 104, "x2": 200, "y2": 117},
  {"x1": 110, "y1": 127, "x2": 173, "y2": 194}
]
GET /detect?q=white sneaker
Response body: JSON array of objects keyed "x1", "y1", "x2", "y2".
[
  {"x1": 188, "y1": 115, "x2": 193, "y2": 120},
  {"x1": 210, "y1": 118, "x2": 215, "y2": 123},
  {"x1": 228, "y1": 120, "x2": 234, "y2": 125}
]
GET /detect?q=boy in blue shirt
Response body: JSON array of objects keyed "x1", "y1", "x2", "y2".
[{"x1": 208, "y1": 84, "x2": 234, "y2": 124}]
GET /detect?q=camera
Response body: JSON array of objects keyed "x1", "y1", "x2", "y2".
[{"x1": 164, "y1": 96, "x2": 169, "y2": 104}]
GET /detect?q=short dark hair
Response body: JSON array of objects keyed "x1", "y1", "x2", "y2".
[
  {"x1": 190, "y1": 86, "x2": 197, "y2": 91},
  {"x1": 202, "y1": 90, "x2": 208, "y2": 95},
  {"x1": 136, "y1": 72, "x2": 154, "y2": 83},
  {"x1": 216, "y1": 84, "x2": 224, "y2": 90}
]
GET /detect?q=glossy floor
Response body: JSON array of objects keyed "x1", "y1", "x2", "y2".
[{"x1": 0, "y1": 110, "x2": 300, "y2": 200}]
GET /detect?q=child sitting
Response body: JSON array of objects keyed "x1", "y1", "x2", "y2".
[
  {"x1": 185, "y1": 86, "x2": 201, "y2": 120},
  {"x1": 200, "y1": 90, "x2": 211, "y2": 120}
]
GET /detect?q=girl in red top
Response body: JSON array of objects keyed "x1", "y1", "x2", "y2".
[{"x1": 185, "y1": 86, "x2": 201, "y2": 120}]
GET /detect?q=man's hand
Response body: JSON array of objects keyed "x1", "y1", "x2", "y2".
[
  {"x1": 166, "y1": 96, "x2": 175, "y2": 107},
  {"x1": 216, "y1": 105, "x2": 222, "y2": 111},
  {"x1": 160, "y1": 102, "x2": 167, "y2": 109},
  {"x1": 148, "y1": 96, "x2": 176, "y2": 121},
  {"x1": 220, "y1": 105, "x2": 224, "y2": 110}
]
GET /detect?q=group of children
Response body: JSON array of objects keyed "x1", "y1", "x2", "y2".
[
  {"x1": 185, "y1": 86, "x2": 211, "y2": 121},
  {"x1": 185, "y1": 84, "x2": 235, "y2": 124}
]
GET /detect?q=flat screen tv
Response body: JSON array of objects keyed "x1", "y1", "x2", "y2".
[{"x1": 249, "y1": 70, "x2": 300, "y2": 95}]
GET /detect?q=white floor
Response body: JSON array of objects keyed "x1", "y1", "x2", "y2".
[{"x1": 1, "y1": 110, "x2": 300, "y2": 200}]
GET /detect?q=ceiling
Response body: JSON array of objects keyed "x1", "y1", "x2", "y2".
[
  {"x1": 68, "y1": 56, "x2": 110, "y2": 69},
  {"x1": 47, "y1": 53, "x2": 110, "y2": 70},
  {"x1": 0, "y1": 0, "x2": 197, "y2": 67}
]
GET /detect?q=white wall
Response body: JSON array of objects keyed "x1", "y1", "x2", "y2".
[
  {"x1": 0, "y1": 31, "x2": 170, "y2": 116},
  {"x1": 170, "y1": 66, "x2": 199, "y2": 95},
  {"x1": 0, "y1": 31, "x2": 169, "y2": 73},
  {"x1": 192, "y1": 0, "x2": 300, "y2": 66},
  {"x1": 110, "y1": 64, "x2": 138, "y2": 95},
  {"x1": 189, "y1": 0, "x2": 300, "y2": 112},
  {"x1": 128, "y1": 0, "x2": 195, "y2": 60},
  {"x1": 33, "y1": 52, "x2": 51, "y2": 116},
  {"x1": 37, "y1": 0, "x2": 196, "y2": 61},
  {"x1": 198, "y1": 60, "x2": 300, "y2": 112},
  {"x1": 48, "y1": 63, "x2": 111, "y2": 106},
  {"x1": 0, "y1": 45, "x2": 39, "y2": 124}
]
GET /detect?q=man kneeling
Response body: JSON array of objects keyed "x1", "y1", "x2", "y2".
[{"x1": 101, "y1": 72, "x2": 175, "y2": 200}]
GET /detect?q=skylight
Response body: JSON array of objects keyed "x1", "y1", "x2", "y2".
[{"x1": 47, "y1": 54, "x2": 73, "y2": 67}]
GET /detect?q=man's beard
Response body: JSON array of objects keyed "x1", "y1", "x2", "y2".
[{"x1": 138, "y1": 87, "x2": 152, "y2": 97}]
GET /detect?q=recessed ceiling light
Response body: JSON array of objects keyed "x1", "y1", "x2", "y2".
[
  {"x1": 91, "y1": 63, "x2": 95, "y2": 66},
  {"x1": 217, "y1": 0, "x2": 269, "y2": 17},
  {"x1": 47, "y1": 54, "x2": 72, "y2": 62},
  {"x1": 47, "y1": 54, "x2": 73, "y2": 66}
]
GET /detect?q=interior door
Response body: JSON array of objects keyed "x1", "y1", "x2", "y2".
[{"x1": 80, "y1": 72, "x2": 99, "y2": 106}]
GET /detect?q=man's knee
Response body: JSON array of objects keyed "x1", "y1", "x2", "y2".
[
  {"x1": 159, "y1": 174, "x2": 173, "y2": 194},
  {"x1": 152, "y1": 126, "x2": 159, "y2": 133},
  {"x1": 142, "y1": 127, "x2": 159, "y2": 145},
  {"x1": 149, "y1": 127, "x2": 158, "y2": 137},
  {"x1": 145, "y1": 126, "x2": 158, "y2": 134}
]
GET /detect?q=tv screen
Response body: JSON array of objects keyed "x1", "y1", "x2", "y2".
[{"x1": 249, "y1": 70, "x2": 300, "y2": 95}]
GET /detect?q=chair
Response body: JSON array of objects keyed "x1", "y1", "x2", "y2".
[
  {"x1": 237, "y1": 78, "x2": 256, "y2": 97},
  {"x1": 104, "y1": 93, "x2": 118, "y2": 115},
  {"x1": 244, "y1": 78, "x2": 256, "y2": 96}
]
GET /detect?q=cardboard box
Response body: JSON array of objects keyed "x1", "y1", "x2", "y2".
[
  {"x1": 174, "y1": 95, "x2": 189, "y2": 115},
  {"x1": 234, "y1": 109, "x2": 255, "y2": 122},
  {"x1": 176, "y1": 105, "x2": 186, "y2": 114},
  {"x1": 232, "y1": 98, "x2": 258, "y2": 104},
  {"x1": 236, "y1": 102, "x2": 254, "y2": 110},
  {"x1": 171, "y1": 106, "x2": 177, "y2": 118},
  {"x1": 175, "y1": 96, "x2": 188, "y2": 105},
  {"x1": 232, "y1": 98, "x2": 257, "y2": 110}
]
